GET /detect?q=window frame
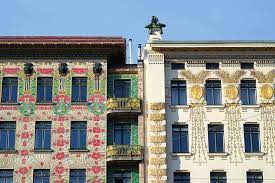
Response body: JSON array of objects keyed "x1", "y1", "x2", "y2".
[
  {"x1": 33, "y1": 169, "x2": 50, "y2": 183},
  {"x1": 0, "y1": 169, "x2": 13, "y2": 183},
  {"x1": 113, "y1": 122, "x2": 131, "y2": 145},
  {"x1": 70, "y1": 121, "x2": 87, "y2": 150},
  {"x1": 174, "y1": 172, "x2": 190, "y2": 183},
  {"x1": 69, "y1": 169, "x2": 86, "y2": 183},
  {"x1": 210, "y1": 172, "x2": 227, "y2": 183},
  {"x1": 172, "y1": 124, "x2": 189, "y2": 153},
  {"x1": 113, "y1": 79, "x2": 132, "y2": 98},
  {"x1": 1, "y1": 77, "x2": 18, "y2": 103},
  {"x1": 71, "y1": 77, "x2": 88, "y2": 102},
  {"x1": 244, "y1": 124, "x2": 261, "y2": 153},
  {"x1": 205, "y1": 80, "x2": 222, "y2": 105},
  {"x1": 113, "y1": 171, "x2": 131, "y2": 183},
  {"x1": 240, "y1": 80, "x2": 257, "y2": 105},
  {"x1": 208, "y1": 124, "x2": 224, "y2": 153},
  {"x1": 171, "y1": 80, "x2": 187, "y2": 105},
  {"x1": 0, "y1": 121, "x2": 16, "y2": 150},
  {"x1": 206, "y1": 63, "x2": 220, "y2": 70},
  {"x1": 240, "y1": 62, "x2": 254, "y2": 70},
  {"x1": 36, "y1": 77, "x2": 53, "y2": 103},
  {"x1": 34, "y1": 121, "x2": 52, "y2": 150},
  {"x1": 171, "y1": 63, "x2": 185, "y2": 70},
  {"x1": 247, "y1": 172, "x2": 263, "y2": 183}
]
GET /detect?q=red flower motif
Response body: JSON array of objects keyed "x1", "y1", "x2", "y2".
[
  {"x1": 21, "y1": 132, "x2": 30, "y2": 139},
  {"x1": 3, "y1": 68, "x2": 19, "y2": 74},
  {"x1": 57, "y1": 127, "x2": 65, "y2": 134},
  {"x1": 91, "y1": 152, "x2": 101, "y2": 160},
  {"x1": 18, "y1": 167, "x2": 28, "y2": 174},
  {"x1": 92, "y1": 127, "x2": 101, "y2": 133},
  {"x1": 72, "y1": 68, "x2": 87, "y2": 74},
  {"x1": 20, "y1": 150, "x2": 28, "y2": 156},
  {"x1": 91, "y1": 166, "x2": 101, "y2": 174},
  {"x1": 56, "y1": 139, "x2": 66, "y2": 147},
  {"x1": 58, "y1": 116, "x2": 65, "y2": 122},
  {"x1": 93, "y1": 116, "x2": 100, "y2": 121},
  {"x1": 37, "y1": 68, "x2": 53, "y2": 74},
  {"x1": 92, "y1": 139, "x2": 101, "y2": 146},
  {"x1": 55, "y1": 166, "x2": 65, "y2": 175},
  {"x1": 40, "y1": 162, "x2": 44, "y2": 167},
  {"x1": 22, "y1": 141, "x2": 27, "y2": 147},
  {"x1": 55, "y1": 152, "x2": 65, "y2": 160},
  {"x1": 22, "y1": 117, "x2": 29, "y2": 123}
]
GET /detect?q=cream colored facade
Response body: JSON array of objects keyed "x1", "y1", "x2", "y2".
[{"x1": 143, "y1": 36, "x2": 275, "y2": 182}]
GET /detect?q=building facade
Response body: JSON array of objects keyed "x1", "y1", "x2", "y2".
[
  {"x1": 143, "y1": 18, "x2": 275, "y2": 183},
  {"x1": 0, "y1": 36, "x2": 144, "y2": 183}
]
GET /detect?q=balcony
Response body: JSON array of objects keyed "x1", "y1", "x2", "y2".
[
  {"x1": 107, "y1": 98, "x2": 141, "y2": 112},
  {"x1": 106, "y1": 145, "x2": 143, "y2": 161}
]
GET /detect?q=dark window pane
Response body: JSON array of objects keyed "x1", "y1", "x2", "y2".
[
  {"x1": 114, "y1": 123, "x2": 131, "y2": 145},
  {"x1": 172, "y1": 125, "x2": 188, "y2": 153},
  {"x1": 70, "y1": 122, "x2": 87, "y2": 150},
  {"x1": 1, "y1": 77, "x2": 18, "y2": 103},
  {"x1": 0, "y1": 122, "x2": 16, "y2": 150},
  {"x1": 114, "y1": 80, "x2": 131, "y2": 98},
  {"x1": 210, "y1": 172, "x2": 226, "y2": 183},
  {"x1": 171, "y1": 63, "x2": 185, "y2": 70},
  {"x1": 240, "y1": 80, "x2": 257, "y2": 105},
  {"x1": 205, "y1": 80, "x2": 222, "y2": 105},
  {"x1": 208, "y1": 125, "x2": 224, "y2": 153},
  {"x1": 70, "y1": 169, "x2": 86, "y2": 183},
  {"x1": 33, "y1": 169, "x2": 50, "y2": 183},
  {"x1": 71, "y1": 78, "x2": 87, "y2": 102},
  {"x1": 171, "y1": 81, "x2": 187, "y2": 105},
  {"x1": 34, "y1": 122, "x2": 51, "y2": 150},
  {"x1": 174, "y1": 172, "x2": 190, "y2": 183},
  {"x1": 247, "y1": 172, "x2": 263, "y2": 183},
  {"x1": 37, "y1": 78, "x2": 53, "y2": 102},
  {"x1": 241, "y1": 62, "x2": 254, "y2": 69},
  {"x1": 113, "y1": 171, "x2": 131, "y2": 183},
  {"x1": 206, "y1": 63, "x2": 219, "y2": 70},
  {"x1": 0, "y1": 170, "x2": 13, "y2": 183},
  {"x1": 244, "y1": 124, "x2": 260, "y2": 152}
]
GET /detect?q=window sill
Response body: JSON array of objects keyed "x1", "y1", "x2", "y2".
[
  {"x1": 244, "y1": 152, "x2": 265, "y2": 157},
  {"x1": 171, "y1": 152, "x2": 192, "y2": 157},
  {"x1": 205, "y1": 105, "x2": 224, "y2": 108},
  {"x1": 0, "y1": 150, "x2": 18, "y2": 154},
  {"x1": 35, "y1": 102, "x2": 55, "y2": 105},
  {"x1": 169, "y1": 105, "x2": 188, "y2": 109},
  {"x1": 70, "y1": 102, "x2": 88, "y2": 105},
  {"x1": 32, "y1": 149, "x2": 53, "y2": 153},
  {"x1": 0, "y1": 102, "x2": 19, "y2": 105},
  {"x1": 69, "y1": 149, "x2": 90, "y2": 153},
  {"x1": 208, "y1": 152, "x2": 228, "y2": 157},
  {"x1": 241, "y1": 105, "x2": 260, "y2": 108}
]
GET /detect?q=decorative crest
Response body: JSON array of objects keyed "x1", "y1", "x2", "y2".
[
  {"x1": 58, "y1": 63, "x2": 69, "y2": 76},
  {"x1": 24, "y1": 63, "x2": 34, "y2": 76},
  {"x1": 93, "y1": 63, "x2": 103, "y2": 76},
  {"x1": 145, "y1": 16, "x2": 166, "y2": 35}
]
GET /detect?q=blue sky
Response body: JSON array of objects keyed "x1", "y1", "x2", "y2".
[{"x1": 1, "y1": 0, "x2": 275, "y2": 61}]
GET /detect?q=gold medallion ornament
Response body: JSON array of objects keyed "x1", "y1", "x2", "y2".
[
  {"x1": 191, "y1": 85, "x2": 203, "y2": 100},
  {"x1": 225, "y1": 85, "x2": 239, "y2": 100},
  {"x1": 260, "y1": 84, "x2": 273, "y2": 99}
]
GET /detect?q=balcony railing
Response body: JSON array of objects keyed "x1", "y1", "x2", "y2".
[
  {"x1": 106, "y1": 145, "x2": 143, "y2": 161},
  {"x1": 107, "y1": 98, "x2": 141, "y2": 111}
]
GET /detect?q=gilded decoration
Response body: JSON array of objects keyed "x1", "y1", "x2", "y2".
[
  {"x1": 149, "y1": 103, "x2": 166, "y2": 110},
  {"x1": 225, "y1": 103, "x2": 244, "y2": 164},
  {"x1": 106, "y1": 98, "x2": 141, "y2": 111},
  {"x1": 149, "y1": 113, "x2": 166, "y2": 121},
  {"x1": 260, "y1": 84, "x2": 274, "y2": 100},
  {"x1": 260, "y1": 103, "x2": 275, "y2": 164},
  {"x1": 190, "y1": 103, "x2": 208, "y2": 164},
  {"x1": 225, "y1": 85, "x2": 239, "y2": 100},
  {"x1": 149, "y1": 169, "x2": 167, "y2": 177},
  {"x1": 251, "y1": 70, "x2": 275, "y2": 83},
  {"x1": 151, "y1": 125, "x2": 166, "y2": 132},
  {"x1": 191, "y1": 85, "x2": 204, "y2": 100},
  {"x1": 150, "y1": 147, "x2": 166, "y2": 154},
  {"x1": 150, "y1": 136, "x2": 166, "y2": 143},
  {"x1": 181, "y1": 70, "x2": 210, "y2": 84},
  {"x1": 150, "y1": 158, "x2": 166, "y2": 165},
  {"x1": 215, "y1": 70, "x2": 246, "y2": 83},
  {"x1": 151, "y1": 180, "x2": 167, "y2": 183}
]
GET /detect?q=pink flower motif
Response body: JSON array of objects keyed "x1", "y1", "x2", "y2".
[
  {"x1": 20, "y1": 150, "x2": 28, "y2": 156},
  {"x1": 21, "y1": 132, "x2": 30, "y2": 139},
  {"x1": 22, "y1": 141, "x2": 27, "y2": 147},
  {"x1": 56, "y1": 127, "x2": 65, "y2": 134},
  {"x1": 37, "y1": 68, "x2": 53, "y2": 74},
  {"x1": 72, "y1": 68, "x2": 87, "y2": 74},
  {"x1": 93, "y1": 116, "x2": 100, "y2": 121},
  {"x1": 92, "y1": 127, "x2": 101, "y2": 133},
  {"x1": 55, "y1": 152, "x2": 65, "y2": 160},
  {"x1": 55, "y1": 166, "x2": 65, "y2": 175},
  {"x1": 58, "y1": 116, "x2": 65, "y2": 122},
  {"x1": 91, "y1": 152, "x2": 101, "y2": 160},
  {"x1": 22, "y1": 117, "x2": 29, "y2": 123},
  {"x1": 3, "y1": 68, "x2": 19, "y2": 74},
  {"x1": 92, "y1": 139, "x2": 101, "y2": 146},
  {"x1": 91, "y1": 166, "x2": 101, "y2": 174},
  {"x1": 18, "y1": 167, "x2": 28, "y2": 174}
]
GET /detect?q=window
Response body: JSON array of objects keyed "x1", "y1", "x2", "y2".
[
  {"x1": 33, "y1": 169, "x2": 50, "y2": 183},
  {"x1": 113, "y1": 171, "x2": 131, "y2": 183},
  {"x1": 0, "y1": 170, "x2": 13, "y2": 183},
  {"x1": 206, "y1": 63, "x2": 219, "y2": 70},
  {"x1": 241, "y1": 62, "x2": 254, "y2": 69},
  {"x1": 244, "y1": 124, "x2": 260, "y2": 152},
  {"x1": 247, "y1": 172, "x2": 263, "y2": 183},
  {"x1": 114, "y1": 123, "x2": 131, "y2": 145},
  {"x1": 172, "y1": 125, "x2": 189, "y2": 153},
  {"x1": 34, "y1": 122, "x2": 51, "y2": 150},
  {"x1": 208, "y1": 125, "x2": 224, "y2": 153},
  {"x1": 1, "y1": 77, "x2": 18, "y2": 103},
  {"x1": 240, "y1": 80, "x2": 257, "y2": 105},
  {"x1": 72, "y1": 77, "x2": 87, "y2": 102},
  {"x1": 210, "y1": 172, "x2": 226, "y2": 183},
  {"x1": 174, "y1": 172, "x2": 190, "y2": 183},
  {"x1": 205, "y1": 80, "x2": 222, "y2": 105},
  {"x1": 70, "y1": 122, "x2": 87, "y2": 150},
  {"x1": 171, "y1": 80, "x2": 187, "y2": 105},
  {"x1": 0, "y1": 122, "x2": 15, "y2": 150},
  {"x1": 171, "y1": 63, "x2": 185, "y2": 70},
  {"x1": 37, "y1": 77, "x2": 53, "y2": 102},
  {"x1": 69, "y1": 169, "x2": 86, "y2": 183},
  {"x1": 114, "y1": 79, "x2": 131, "y2": 98}
]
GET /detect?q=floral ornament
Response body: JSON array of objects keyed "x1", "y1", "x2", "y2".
[
  {"x1": 37, "y1": 68, "x2": 53, "y2": 74},
  {"x1": 88, "y1": 92, "x2": 106, "y2": 115},
  {"x1": 18, "y1": 92, "x2": 35, "y2": 116},
  {"x1": 53, "y1": 91, "x2": 71, "y2": 115}
]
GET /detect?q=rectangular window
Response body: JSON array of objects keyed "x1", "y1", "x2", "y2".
[
  {"x1": 208, "y1": 125, "x2": 224, "y2": 153},
  {"x1": 171, "y1": 63, "x2": 185, "y2": 70},
  {"x1": 172, "y1": 125, "x2": 189, "y2": 153},
  {"x1": 174, "y1": 172, "x2": 190, "y2": 183},
  {"x1": 210, "y1": 172, "x2": 227, "y2": 183},
  {"x1": 241, "y1": 62, "x2": 254, "y2": 69},
  {"x1": 69, "y1": 169, "x2": 86, "y2": 183},
  {"x1": 114, "y1": 123, "x2": 131, "y2": 145},
  {"x1": 0, "y1": 170, "x2": 13, "y2": 183},
  {"x1": 33, "y1": 169, "x2": 50, "y2": 183},
  {"x1": 113, "y1": 171, "x2": 131, "y2": 183},
  {"x1": 34, "y1": 122, "x2": 51, "y2": 150},
  {"x1": 70, "y1": 122, "x2": 87, "y2": 150},
  {"x1": 244, "y1": 124, "x2": 260, "y2": 152},
  {"x1": 0, "y1": 122, "x2": 15, "y2": 150},
  {"x1": 71, "y1": 77, "x2": 87, "y2": 102},
  {"x1": 171, "y1": 80, "x2": 187, "y2": 105},
  {"x1": 240, "y1": 80, "x2": 257, "y2": 105},
  {"x1": 247, "y1": 172, "x2": 263, "y2": 183},
  {"x1": 205, "y1": 80, "x2": 222, "y2": 105},
  {"x1": 1, "y1": 77, "x2": 18, "y2": 103},
  {"x1": 37, "y1": 77, "x2": 53, "y2": 102},
  {"x1": 114, "y1": 79, "x2": 131, "y2": 98},
  {"x1": 206, "y1": 63, "x2": 219, "y2": 70}
]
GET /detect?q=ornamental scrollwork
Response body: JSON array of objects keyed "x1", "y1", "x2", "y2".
[
  {"x1": 149, "y1": 103, "x2": 166, "y2": 110},
  {"x1": 149, "y1": 113, "x2": 166, "y2": 121},
  {"x1": 150, "y1": 158, "x2": 166, "y2": 165},
  {"x1": 150, "y1": 147, "x2": 166, "y2": 154},
  {"x1": 181, "y1": 70, "x2": 210, "y2": 84},
  {"x1": 250, "y1": 70, "x2": 275, "y2": 83},
  {"x1": 215, "y1": 70, "x2": 246, "y2": 83}
]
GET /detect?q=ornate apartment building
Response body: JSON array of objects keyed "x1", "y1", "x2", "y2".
[
  {"x1": 143, "y1": 17, "x2": 275, "y2": 183},
  {"x1": 0, "y1": 36, "x2": 144, "y2": 183}
]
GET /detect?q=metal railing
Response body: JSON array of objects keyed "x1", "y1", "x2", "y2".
[
  {"x1": 107, "y1": 98, "x2": 141, "y2": 110},
  {"x1": 106, "y1": 145, "x2": 143, "y2": 159}
]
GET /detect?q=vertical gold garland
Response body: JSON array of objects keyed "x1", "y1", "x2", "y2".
[
  {"x1": 225, "y1": 103, "x2": 244, "y2": 164},
  {"x1": 190, "y1": 103, "x2": 208, "y2": 164},
  {"x1": 261, "y1": 103, "x2": 275, "y2": 164},
  {"x1": 148, "y1": 103, "x2": 167, "y2": 183}
]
